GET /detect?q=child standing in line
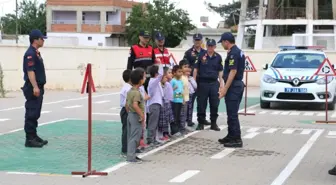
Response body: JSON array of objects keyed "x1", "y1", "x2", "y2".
[
  {"x1": 146, "y1": 62, "x2": 164, "y2": 145},
  {"x1": 138, "y1": 77, "x2": 150, "y2": 150},
  {"x1": 125, "y1": 68, "x2": 146, "y2": 163},
  {"x1": 179, "y1": 60, "x2": 190, "y2": 134},
  {"x1": 186, "y1": 67, "x2": 197, "y2": 127},
  {"x1": 158, "y1": 67, "x2": 174, "y2": 142},
  {"x1": 170, "y1": 65, "x2": 184, "y2": 136},
  {"x1": 119, "y1": 69, "x2": 132, "y2": 156}
]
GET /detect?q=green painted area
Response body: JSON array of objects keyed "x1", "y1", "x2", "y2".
[
  {"x1": 195, "y1": 97, "x2": 260, "y2": 112},
  {"x1": 0, "y1": 120, "x2": 123, "y2": 175}
]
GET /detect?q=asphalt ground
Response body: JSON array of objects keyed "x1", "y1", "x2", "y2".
[{"x1": 0, "y1": 87, "x2": 336, "y2": 185}]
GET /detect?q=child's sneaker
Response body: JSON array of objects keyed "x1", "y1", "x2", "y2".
[
  {"x1": 163, "y1": 135, "x2": 170, "y2": 141},
  {"x1": 120, "y1": 152, "x2": 127, "y2": 158},
  {"x1": 139, "y1": 139, "x2": 148, "y2": 148},
  {"x1": 127, "y1": 158, "x2": 142, "y2": 164}
]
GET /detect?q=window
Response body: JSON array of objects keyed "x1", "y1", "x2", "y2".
[
  {"x1": 88, "y1": 36, "x2": 92, "y2": 41},
  {"x1": 271, "y1": 53, "x2": 326, "y2": 68}
]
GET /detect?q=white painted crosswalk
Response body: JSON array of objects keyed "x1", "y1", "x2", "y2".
[
  {"x1": 237, "y1": 109, "x2": 336, "y2": 117},
  {"x1": 0, "y1": 118, "x2": 10, "y2": 122}
]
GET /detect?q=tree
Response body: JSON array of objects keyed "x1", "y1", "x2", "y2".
[
  {"x1": 125, "y1": 0, "x2": 196, "y2": 47},
  {"x1": 0, "y1": 0, "x2": 46, "y2": 35}
]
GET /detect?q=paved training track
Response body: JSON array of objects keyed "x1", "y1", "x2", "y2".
[{"x1": 0, "y1": 87, "x2": 336, "y2": 185}]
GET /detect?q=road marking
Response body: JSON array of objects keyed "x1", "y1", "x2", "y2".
[
  {"x1": 0, "y1": 118, "x2": 69, "y2": 136},
  {"x1": 93, "y1": 113, "x2": 119, "y2": 116},
  {"x1": 41, "y1": 111, "x2": 51, "y2": 114},
  {"x1": 0, "y1": 118, "x2": 10, "y2": 122},
  {"x1": 264, "y1": 128, "x2": 278, "y2": 133},
  {"x1": 271, "y1": 111, "x2": 281, "y2": 115},
  {"x1": 300, "y1": 129, "x2": 312, "y2": 135},
  {"x1": 94, "y1": 100, "x2": 110, "y2": 104},
  {"x1": 0, "y1": 92, "x2": 119, "y2": 112},
  {"x1": 169, "y1": 170, "x2": 200, "y2": 183},
  {"x1": 259, "y1": 111, "x2": 267, "y2": 114},
  {"x1": 327, "y1": 131, "x2": 336, "y2": 136},
  {"x1": 219, "y1": 125, "x2": 228, "y2": 130},
  {"x1": 282, "y1": 129, "x2": 295, "y2": 134},
  {"x1": 210, "y1": 148, "x2": 235, "y2": 159},
  {"x1": 270, "y1": 129, "x2": 323, "y2": 185},
  {"x1": 289, "y1": 111, "x2": 300, "y2": 116},
  {"x1": 243, "y1": 132, "x2": 259, "y2": 139},
  {"x1": 63, "y1": 105, "x2": 82, "y2": 109},
  {"x1": 317, "y1": 112, "x2": 325, "y2": 117},
  {"x1": 101, "y1": 103, "x2": 260, "y2": 174},
  {"x1": 246, "y1": 127, "x2": 260, "y2": 132},
  {"x1": 280, "y1": 111, "x2": 290, "y2": 115},
  {"x1": 303, "y1": 112, "x2": 314, "y2": 116},
  {"x1": 7, "y1": 172, "x2": 37, "y2": 175},
  {"x1": 331, "y1": 112, "x2": 336, "y2": 118}
]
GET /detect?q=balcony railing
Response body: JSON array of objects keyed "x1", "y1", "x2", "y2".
[
  {"x1": 266, "y1": 7, "x2": 306, "y2": 19},
  {"x1": 82, "y1": 20, "x2": 100, "y2": 25},
  {"x1": 106, "y1": 21, "x2": 121, "y2": 25},
  {"x1": 52, "y1": 20, "x2": 77, "y2": 24}
]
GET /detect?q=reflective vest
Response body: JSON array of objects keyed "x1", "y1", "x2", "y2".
[
  {"x1": 153, "y1": 47, "x2": 170, "y2": 65},
  {"x1": 132, "y1": 44, "x2": 153, "y2": 70}
]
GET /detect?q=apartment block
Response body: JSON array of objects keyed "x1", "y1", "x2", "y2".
[{"x1": 46, "y1": 0, "x2": 141, "y2": 46}]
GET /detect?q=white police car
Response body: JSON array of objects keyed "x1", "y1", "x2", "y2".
[{"x1": 260, "y1": 46, "x2": 336, "y2": 110}]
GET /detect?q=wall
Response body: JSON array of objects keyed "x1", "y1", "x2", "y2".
[{"x1": 2, "y1": 45, "x2": 336, "y2": 91}]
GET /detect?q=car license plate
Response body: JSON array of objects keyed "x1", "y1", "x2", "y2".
[{"x1": 284, "y1": 88, "x2": 307, "y2": 93}]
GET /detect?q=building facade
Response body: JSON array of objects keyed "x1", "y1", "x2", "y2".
[
  {"x1": 46, "y1": 0, "x2": 141, "y2": 46},
  {"x1": 237, "y1": 0, "x2": 336, "y2": 50}
]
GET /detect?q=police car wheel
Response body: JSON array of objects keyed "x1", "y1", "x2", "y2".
[{"x1": 260, "y1": 98, "x2": 270, "y2": 109}]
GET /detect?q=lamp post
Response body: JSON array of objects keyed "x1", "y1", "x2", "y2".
[{"x1": 15, "y1": 0, "x2": 18, "y2": 44}]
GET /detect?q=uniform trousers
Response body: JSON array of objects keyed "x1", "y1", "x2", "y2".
[{"x1": 127, "y1": 112, "x2": 143, "y2": 161}]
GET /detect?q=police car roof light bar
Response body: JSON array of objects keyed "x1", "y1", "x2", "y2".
[{"x1": 279, "y1": 45, "x2": 325, "y2": 51}]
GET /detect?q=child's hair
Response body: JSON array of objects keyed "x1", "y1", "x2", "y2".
[
  {"x1": 172, "y1": 65, "x2": 181, "y2": 74},
  {"x1": 163, "y1": 66, "x2": 170, "y2": 75},
  {"x1": 122, "y1": 69, "x2": 132, "y2": 83},
  {"x1": 148, "y1": 65, "x2": 159, "y2": 78},
  {"x1": 179, "y1": 59, "x2": 189, "y2": 67},
  {"x1": 130, "y1": 68, "x2": 145, "y2": 85}
]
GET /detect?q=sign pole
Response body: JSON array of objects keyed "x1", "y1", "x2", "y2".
[
  {"x1": 239, "y1": 56, "x2": 256, "y2": 116},
  {"x1": 72, "y1": 64, "x2": 108, "y2": 177},
  {"x1": 314, "y1": 58, "x2": 336, "y2": 124}
]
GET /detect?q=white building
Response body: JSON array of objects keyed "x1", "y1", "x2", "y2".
[{"x1": 237, "y1": 0, "x2": 336, "y2": 50}]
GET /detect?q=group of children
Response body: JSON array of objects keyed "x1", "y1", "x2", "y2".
[{"x1": 120, "y1": 59, "x2": 197, "y2": 163}]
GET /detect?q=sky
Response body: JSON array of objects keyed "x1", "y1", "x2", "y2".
[{"x1": 0, "y1": 0, "x2": 233, "y2": 28}]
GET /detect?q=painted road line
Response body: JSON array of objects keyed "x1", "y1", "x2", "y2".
[
  {"x1": 303, "y1": 112, "x2": 314, "y2": 116},
  {"x1": 0, "y1": 92, "x2": 119, "y2": 112},
  {"x1": 259, "y1": 111, "x2": 267, "y2": 114},
  {"x1": 271, "y1": 111, "x2": 281, "y2": 115},
  {"x1": 7, "y1": 172, "x2": 37, "y2": 175},
  {"x1": 270, "y1": 129, "x2": 323, "y2": 185},
  {"x1": 264, "y1": 128, "x2": 278, "y2": 133},
  {"x1": 282, "y1": 129, "x2": 295, "y2": 134},
  {"x1": 101, "y1": 103, "x2": 260, "y2": 174},
  {"x1": 210, "y1": 148, "x2": 235, "y2": 159},
  {"x1": 300, "y1": 129, "x2": 313, "y2": 135},
  {"x1": 327, "y1": 131, "x2": 336, "y2": 136},
  {"x1": 246, "y1": 127, "x2": 260, "y2": 132},
  {"x1": 0, "y1": 118, "x2": 10, "y2": 122},
  {"x1": 280, "y1": 111, "x2": 290, "y2": 115},
  {"x1": 331, "y1": 112, "x2": 336, "y2": 118},
  {"x1": 219, "y1": 125, "x2": 228, "y2": 130},
  {"x1": 41, "y1": 111, "x2": 51, "y2": 114},
  {"x1": 169, "y1": 170, "x2": 200, "y2": 183},
  {"x1": 63, "y1": 105, "x2": 82, "y2": 109},
  {"x1": 316, "y1": 112, "x2": 325, "y2": 117},
  {"x1": 93, "y1": 113, "x2": 119, "y2": 116},
  {"x1": 243, "y1": 132, "x2": 259, "y2": 139},
  {"x1": 94, "y1": 100, "x2": 110, "y2": 104},
  {"x1": 289, "y1": 111, "x2": 300, "y2": 116},
  {"x1": 0, "y1": 118, "x2": 69, "y2": 136}
]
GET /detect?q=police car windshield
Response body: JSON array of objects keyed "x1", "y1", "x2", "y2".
[{"x1": 271, "y1": 53, "x2": 325, "y2": 68}]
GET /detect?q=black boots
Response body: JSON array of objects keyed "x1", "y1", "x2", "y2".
[
  {"x1": 218, "y1": 135, "x2": 243, "y2": 148},
  {"x1": 196, "y1": 120, "x2": 220, "y2": 131},
  {"x1": 329, "y1": 165, "x2": 336, "y2": 176},
  {"x1": 210, "y1": 122, "x2": 220, "y2": 131},
  {"x1": 25, "y1": 134, "x2": 48, "y2": 148}
]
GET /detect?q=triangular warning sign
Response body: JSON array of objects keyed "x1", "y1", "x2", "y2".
[
  {"x1": 244, "y1": 56, "x2": 257, "y2": 72},
  {"x1": 314, "y1": 58, "x2": 336, "y2": 76},
  {"x1": 169, "y1": 53, "x2": 178, "y2": 67}
]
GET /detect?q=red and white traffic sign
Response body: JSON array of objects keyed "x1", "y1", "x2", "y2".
[
  {"x1": 314, "y1": 58, "x2": 336, "y2": 76},
  {"x1": 244, "y1": 56, "x2": 257, "y2": 72}
]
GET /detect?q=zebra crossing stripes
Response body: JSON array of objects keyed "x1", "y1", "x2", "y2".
[
  {"x1": 242, "y1": 110, "x2": 335, "y2": 117},
  {"x1": 240, "y1": 127, "x2": 332, "y2": 138}
]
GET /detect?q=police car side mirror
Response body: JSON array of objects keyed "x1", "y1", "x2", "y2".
[{"x1": 263, "y1": 64, "x2": 268, "y2": 70}]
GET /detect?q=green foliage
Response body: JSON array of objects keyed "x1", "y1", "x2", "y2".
[
  {"x1": 0, "y1": 0, "x2": 46, "y2": 35},
  {"x1": 0, "y1": 63, "x2": 5, "y2": 98},
  {"x1": 205, "y1": 1, "x2": 241, "y2": 27},
  {"x1": 125, "y1": 0, "x2": 196, "y2": 47}
]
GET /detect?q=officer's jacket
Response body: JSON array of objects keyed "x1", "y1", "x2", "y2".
[
  {"x1": 127, "y1": 44, "x2": 155, "y2": 70},
  {"x1": 23, "y1": 45, "x2": 46, "y2": 85},
  {"x1": 183, "y1": 47, "x2": 206, "y2": 68},
  {"x1": 195, "y1": 52, "x2": 223, "y2": 83},
  {"x1": 223, "y1": 45, "x2": 245, "y2": 82},
  {"x1": 153, "y1": 47, "x2": 170, "y2": 65}
]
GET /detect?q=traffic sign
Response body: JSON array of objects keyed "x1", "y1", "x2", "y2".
[
  {"x1": 314, "y1": 58, "x2": 336, "y2": 76},
  {"x1": 245, "y1": 56, "x2": 257, "y2": 72}
]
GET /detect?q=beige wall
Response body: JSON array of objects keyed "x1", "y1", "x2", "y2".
[{"x1": 1, "y1": 45, "x2": 336, "y2": 91}]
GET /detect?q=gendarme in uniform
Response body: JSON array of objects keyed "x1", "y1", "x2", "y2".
[
  {"x1": 218, "y1": 32, "x2": 245, "y2": 148},
  {"x1": 22, "y1": 29, "x2": 48, "y2": 148}
]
